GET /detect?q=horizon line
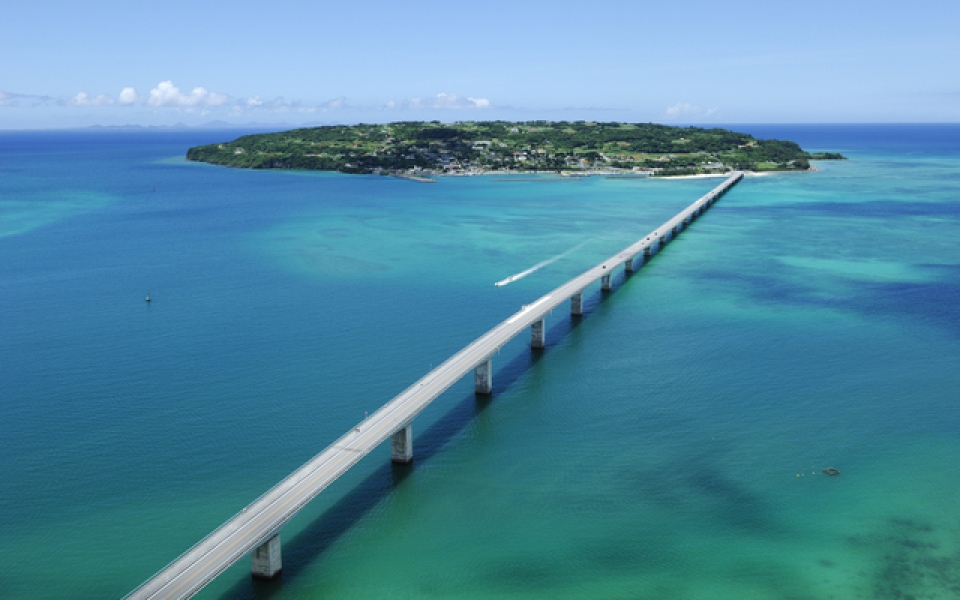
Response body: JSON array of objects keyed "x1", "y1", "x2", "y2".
[{"x1": 3, "y1": 121, "x2": 960, "y2": 133}]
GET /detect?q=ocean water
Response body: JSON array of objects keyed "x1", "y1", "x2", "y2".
[{"x1": 1, "y1": 125, "x2": 959, "y2": 599}]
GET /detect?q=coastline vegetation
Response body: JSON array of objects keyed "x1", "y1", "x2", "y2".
[{"x1": 186, "y1": 121, "x2": 845, "y2": 177}]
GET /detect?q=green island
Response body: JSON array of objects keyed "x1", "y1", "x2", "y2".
[{"x1": 186, "y1": 121, "x2": 845, "y2": 178}]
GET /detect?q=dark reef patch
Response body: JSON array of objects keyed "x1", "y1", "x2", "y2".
[
  {"x1": 620, "y1": 446, "x2": 783, "y2": 537},
  {"x1": 484, "y1": 558, "x2": 564, "y2": 592},
  {"x1": 692, "y1": 262, "x2": 960, "y2": 340},
  {"x1": 846, "y1": 517, "x2": 960, "y2": 599},
  {"x1": 722, "y1": 199, "x2": 960, "y2": 220}
]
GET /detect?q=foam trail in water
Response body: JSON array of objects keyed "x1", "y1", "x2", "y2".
[{"x1": 495, "y1": 242, "x2": 587, "y2": 286}]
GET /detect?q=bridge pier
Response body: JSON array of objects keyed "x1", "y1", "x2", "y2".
[
  {"x1": 531, "y1": 318, "x2": 545, "y2": 349},
  {"x1": 571, "y1": 293, "x2": 583, "y2": 316},
  {"x1": 122, "y1": 172, "x2": 746, "y2": 600},
  {"x1": 601, "y1": 274, "x2": 612, "y2": 291},
  {"x1": 251, "y1": 533, "x2": 282, "y2": 579},
  {"x1": 475, "y1": 358, "x2": 492, "y2": 395},
  {"x1": 391, "y1": 424, "x2": 413, "y2": 463},
  {"x1": 624, "y1": 257, "x2": 635, "y2": 273}
]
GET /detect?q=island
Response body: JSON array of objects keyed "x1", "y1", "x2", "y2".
[{"x1": 186, "y1": 121, "x2": 845, "y2": 178}]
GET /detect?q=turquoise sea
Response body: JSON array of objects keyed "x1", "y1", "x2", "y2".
[{"x1": 1, "y1": 125, "x2": 959, "y2": 599}]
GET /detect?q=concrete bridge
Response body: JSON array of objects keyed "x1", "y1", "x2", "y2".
[{"x1": 124, "y1": 172, "x2": 743, "y2": 600}]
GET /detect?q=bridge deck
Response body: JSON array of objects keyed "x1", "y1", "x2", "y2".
[{"x1": 126, "y1": 172, "x2": 743, "y2": 600}]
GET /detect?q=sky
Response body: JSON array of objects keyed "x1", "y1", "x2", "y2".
[{"x1": 2, "y1": 0, "x2": 958, "y2": 128}]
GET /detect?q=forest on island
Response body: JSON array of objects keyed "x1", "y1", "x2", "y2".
[{"x1": 187, "y1": 121, "x2": 844, "y2": 176}]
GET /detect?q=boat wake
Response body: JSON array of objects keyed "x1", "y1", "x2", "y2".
[{"x1": 495, "y1": 242, "x2": 587, "y2": 286}]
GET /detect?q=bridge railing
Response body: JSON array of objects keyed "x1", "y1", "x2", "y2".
[{"x1": 125, "y1": 171, "x2": 744, "y2": 600}]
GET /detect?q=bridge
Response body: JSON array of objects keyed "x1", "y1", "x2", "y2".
[{"x1": 125, "y1": 172, "x2": 744, "y2": 600}]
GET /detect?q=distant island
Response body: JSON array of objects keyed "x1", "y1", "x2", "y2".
[{"x1": 186, "y1": 121, "x2": 845, "y2": 178}]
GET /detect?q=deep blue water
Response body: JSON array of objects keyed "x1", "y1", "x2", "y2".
[{"x1": 1, "y1": 125, "x2": 959, "y2": 599}]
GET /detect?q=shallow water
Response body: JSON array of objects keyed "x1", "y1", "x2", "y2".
[{"x1": 1, "y1": 125, "x2": 958, "y2": 599}]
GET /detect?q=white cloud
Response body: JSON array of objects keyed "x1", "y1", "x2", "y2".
[
  {"x1": 66, "y1": 92, "x2": 115, "y2": 107},
  {"x1": 262, "y1": 97, "x2": 291, "y2": 112},
  {"x1": 118, "y1": 87, "x2": 139, "y2": 105},
  {"x1": 237, "y1": 95, "x2": 347, "y2": 114},
  {"x1": 147, "y1": 80, "x2": 228, "y2": 107},
  {"x1": 59, "y1": 88, "x2": 141, "y2": 107},
  {"x1": 665, "y1": 102, "x2": 719, "y2": 119},
  {"x1": 321, "y1": 96, "x2": 346, "y2": 109},
  {"x1": 2, "y1": 90, "x2": 57, "y2": 107},
  {"x1": 54, "y1": 83, "x2": 224, "y2": 109},
  {"x1": 404, "y1": 93, "x2": 492, "y2": 110},
  {"x1": 245, "y1": 96, "x2": 291, "y2": 112}
]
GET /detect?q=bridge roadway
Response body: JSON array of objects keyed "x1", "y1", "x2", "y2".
[{"x1": 125, "y1": 171, "x2": 743, "y2": 600}]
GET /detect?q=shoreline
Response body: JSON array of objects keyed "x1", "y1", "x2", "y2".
[
  {"x1": 392, "y1": 167, "x2": 820, "y2": 181},
  {"x1": 392, "y1": 173, "x2": 437, "y2": 183}
]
